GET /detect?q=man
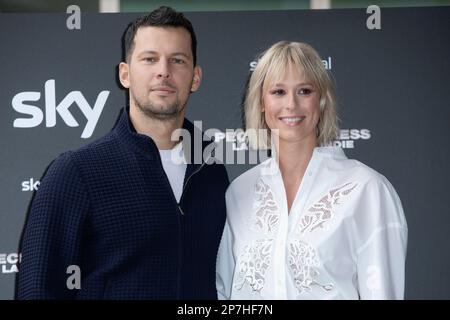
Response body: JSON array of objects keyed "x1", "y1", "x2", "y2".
[{"x1": 16, "y1": 6, "x2": 229, "y2": 299}]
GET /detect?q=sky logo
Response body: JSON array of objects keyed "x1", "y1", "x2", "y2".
[
  {"x1": 21, "y1": 178, "x2": 40, "y2": 192},
  {"x1": 12, "y1": 79, "x2": 110, "y2": 138}
]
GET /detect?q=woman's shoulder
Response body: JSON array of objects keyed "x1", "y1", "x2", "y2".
[
  {"x1": 226, "y1": 158, "x2": 271, "y2": 196},
  {"x1": 324, "y1": 149, "x2": 403, "y2": 209},
  {"x1": 319, "y1": 148, "x2": 406, "y2": 227},
  {"x1": 318, "y1": 147, "x2": 390, "y2": 186}
]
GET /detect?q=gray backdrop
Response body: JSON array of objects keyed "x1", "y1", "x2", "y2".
[{"x1": 1, "y1": 7, "x2": 449, "y2": 299}]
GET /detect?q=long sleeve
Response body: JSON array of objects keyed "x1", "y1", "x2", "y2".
[
  {"x1": 355, "y1": 177, "x2": 408, "y2": 300},
  {"x1": 216, "y1": 220, "x2": 235, "y2": 300},
  {"x1": 16, "y1": 152, "x2": 90, "y2": 299}
]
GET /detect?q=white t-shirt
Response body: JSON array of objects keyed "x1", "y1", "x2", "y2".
[
  {"x1": 159, "y1": 142, "x2": 187, "y2": 203},
  {"x1": 216, "y1": 146, "x2": 407, "y2": 300}
]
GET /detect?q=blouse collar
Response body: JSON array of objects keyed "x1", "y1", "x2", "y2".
[{"x1": 260, "y1": 146, "x2": 347, "y2": 177}]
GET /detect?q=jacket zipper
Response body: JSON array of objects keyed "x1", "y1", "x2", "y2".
[
  {"x1": 174, "y1": 154, "x2": 210, "y2": 298},
  {"x1": 155, "y1": 145, "x2": 212, "y2": 298},
  {"x1": 178, "y1": 161, "x2": 208, "y2": 213},
  {"x1": 153, "y1": 151, "x2": 185, "y2": 299}
]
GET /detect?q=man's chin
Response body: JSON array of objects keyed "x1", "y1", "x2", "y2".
[
  {"x1": 134, "y1": 100, "x2": 186, "y2": 121},
  {"x1": 140, "y1": 107, "x2": 181, "y2": 121},
  {"x1": 148, "y1": 112, "x2": 179, "y2": 121}
]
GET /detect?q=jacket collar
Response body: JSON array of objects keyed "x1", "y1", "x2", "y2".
[{"x1": 113, "y1": 106, "x2": 215, "y2": 166}]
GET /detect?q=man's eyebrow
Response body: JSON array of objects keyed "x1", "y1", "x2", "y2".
[
  {"x1": 171, "y1": 52, "x2": 191, "y2": 59},
  {"x1": 137, "y1": 50, "x2": 191, "y2": 59},
  {"x1": 138, "y1": 50, "x2": 157, "y2": 55}
]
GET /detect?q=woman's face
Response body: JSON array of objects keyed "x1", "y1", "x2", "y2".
[{"x1": 262, "y1": 65, "x2": 320, "y2": 147}]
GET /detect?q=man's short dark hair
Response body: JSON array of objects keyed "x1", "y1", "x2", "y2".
[{"x1": 123, "y1": 6, "x2": 197, "y2": 66}]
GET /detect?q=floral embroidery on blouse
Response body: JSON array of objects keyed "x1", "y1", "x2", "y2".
[
  {"x1": 288, "y1": 240, "x2": 334, "y2": 293},
  {"x1": 299, "y1": 182, "x2": 358, "y2": 234},
  {"x1": 233, "y1": 239, "x2": 273, "y2": 292},
  {"x1": 253, "y1": 178, "x2": 279, "y2": 234}
]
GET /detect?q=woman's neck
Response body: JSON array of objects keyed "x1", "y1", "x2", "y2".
[
  {"x1": 277, "y1": 137, "x2": 316, "y2": 176},
  {"x1": 275, "y1": 137, "x2": 317, "y2": 213}
]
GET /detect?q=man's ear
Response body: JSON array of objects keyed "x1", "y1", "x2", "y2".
[
  {"x1": 190, "y1": 66, "x2": 202, "y2": 92},
  {"x1": 118, "y1": 62, "x2": 130, "y2": 89}
]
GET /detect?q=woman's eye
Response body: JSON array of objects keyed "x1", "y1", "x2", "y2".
[
  {"x1": 299, "y1": 88, "x2": 312, "y2": 95},
  {"x1": 270, "y1": 89, "x2": 285, "y2": 95}
]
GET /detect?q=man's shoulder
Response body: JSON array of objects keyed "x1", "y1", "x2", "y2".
[
  {"x1": 72, "y1": 130, "x2": 121, "y2": 159},
  {"x1": 47, "y1": 131, "x2": 122, "y2": 176},
  {"x1": 61, "y1": 129, "x2": 136, "y2": 173}
]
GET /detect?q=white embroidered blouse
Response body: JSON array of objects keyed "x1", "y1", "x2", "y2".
[{"x1": 216, "y1": 147, "x2": 407, "y2": 300}]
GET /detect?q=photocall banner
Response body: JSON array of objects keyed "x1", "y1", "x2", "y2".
[{"x1": 0, "y1": 7, "x2": 449, "y2": 299}]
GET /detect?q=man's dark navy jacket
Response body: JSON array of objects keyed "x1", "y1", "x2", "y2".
[{"x1": 16, "y1": 107, "x2": 229, "y2": 299}]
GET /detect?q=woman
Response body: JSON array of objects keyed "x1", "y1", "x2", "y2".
[{"x1": 216, "y1": 41, "x2": 407, "y2": 299}]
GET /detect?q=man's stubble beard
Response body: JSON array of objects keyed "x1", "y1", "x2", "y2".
[
  {"x1": 133, "y1": 81, "x2": 192, "y2": 121},
  {"x1": 135, "y1": 97, "x2": 187, "y2": 121}
]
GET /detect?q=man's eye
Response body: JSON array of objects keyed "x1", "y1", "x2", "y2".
[
  {"x1": 143, "y1": 57, "x2": 156, "y2": 63},
  {"x1": 299, "y1": 88, "x2": 313, "y2": 95},
  {"x1": 270, "y1": 89, "x2": 285, "y2": 95},
  {"x1": 171, "y1": 58, "x2": 185, "y2": 64}
]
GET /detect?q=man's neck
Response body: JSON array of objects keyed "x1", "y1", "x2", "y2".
[{"x1": 129, "y1": 105, "x2": 184, "y2": 150}]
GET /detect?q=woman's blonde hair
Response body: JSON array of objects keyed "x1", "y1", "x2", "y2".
[{"x1": 244, "y1": 41, "x2": 338, "y2": 149}]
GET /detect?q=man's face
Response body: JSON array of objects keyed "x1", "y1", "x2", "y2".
[{"x1": 119, "y1": 26, "x2": 201, "y2": 121}]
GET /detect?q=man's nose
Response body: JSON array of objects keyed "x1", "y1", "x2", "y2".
[{"x1": 156, "y1": 60, "x2": 170, "y2": 79}]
